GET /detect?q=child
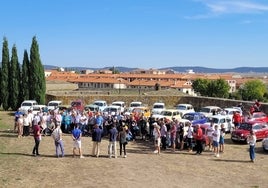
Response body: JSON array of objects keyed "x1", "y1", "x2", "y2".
[{"x1": 219, "y1": 124, "x2": 225, "y2": 153}]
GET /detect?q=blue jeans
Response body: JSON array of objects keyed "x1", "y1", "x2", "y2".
[
  {"x1": 249, "y1": 145, "x2": 255, "y2": 160},
  {"x1": 55, "y1": 140, "x2": 64, "y2": 157}
]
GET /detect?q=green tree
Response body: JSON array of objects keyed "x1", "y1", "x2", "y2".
[
  {"x1": 1, "y1": 37, "x2": 10, "y2": 110},
  {"x1": 239, "y1": 79, "x2": 267, "y2": 101},
  {"x1": 0, "y1": 69, "x2": 2, "y2": 106},
  {"x1": 9, "y1": 45, "x2": 21, "y2": 110},
  {"x1": 21, "y1": 50, "x2": 30, "y2": 102},
  {"x1": 29, "y1": 36, "x2": 46, "y2": 104},
  {"x1": 192, "y1": 78, "x2": 230, "y2": 98},
  {"x1": 211, "y1": 79, "x2": 230, "y2": 98},
  {"x1": 192, "y1": 78, "x2": 209, "y2": 96}
]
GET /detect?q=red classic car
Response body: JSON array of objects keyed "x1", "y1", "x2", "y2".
[
  {"x1": 231, "y1": 121, "x2": 268, "y2": 143},
  {"x1": 247, "y1": 112, "x2": 268, "y2": 123}
]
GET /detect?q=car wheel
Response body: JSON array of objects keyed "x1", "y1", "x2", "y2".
[{"x1": 231, "y1": 138, "x2": 237, "y2": 143}]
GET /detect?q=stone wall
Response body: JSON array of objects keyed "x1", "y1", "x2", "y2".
[{"x1": 46, "y1": 94, "x2": 268, "y2": 114}]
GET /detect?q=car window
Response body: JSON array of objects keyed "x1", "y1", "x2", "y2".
[
  {"x1": 253, "y1": 125, "x2": 262, "y2": 130},
  {"x1": 183, "y1": 114, "x2": 194, "y2": 121},
  {"x1": 219, "y1": 119, "x2": 225, "y2": 123},
  {"x1": 177, "y1": 106, "x2": 186, "y2": 110},
  {"x1": 239, "y1": 123, "x2": 252, "y2": 131},
  {"x1": 200, "y1": 108, "x2": 210, "y2": 113}
]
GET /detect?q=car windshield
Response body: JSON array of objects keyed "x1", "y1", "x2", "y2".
[
  {"x1": 104, "y1": 108, "x2": 117, "y2": 112},
  {"x1": 94, "y1": 102, "x2": 104, "y2": 106},
  {"x1": 161, "y1": 111, "x2": 172, "y2": 116},
  {"x1": 252, "y1": 113, "x2": 266, "y2": 118},
  {"x1": 177, "y1": 106, "x2": 187, "y2": 110},
  {"x1": 153, "y1": 105, "x2": 164, "y2": 109},
  {"x1": 131, "y1": 103, "x2": 141, "y2": 107},
  {"x1": 211, "y1": 118, "x2": 219, "y2": 124},
  {"x1": 182, "y1": 114, "x2": 194, "y2": 121},
  {"x1": 48, "y1": 103, "x2": 59, "y2": 106},
  {"x1": 22, "y1": 103, "x2": 32, "y2": 106},
  {"x1": 200, "y1": 108, "x2": 210, "y2": 113},
  {"x1": 112, "y1": 103, "x2": 121, "y2": 107},
  {"x1": 238, "y1": 123, "x2": 252, "y2": 131}
]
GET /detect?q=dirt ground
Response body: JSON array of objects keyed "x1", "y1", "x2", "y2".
[{"x1": 0, "y1": 111, "x2": 268, "y2": 188}]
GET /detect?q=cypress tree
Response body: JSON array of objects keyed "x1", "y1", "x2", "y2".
[
  {"x1": 0, "y1": 69, "x2": 2, "y2": 106},
  {"x1": 9, "y1": 45, "x2": 21, "y2": 110},
  {"x1": 1, "y1": 37, "x2": 10, "y2": 110},
  {"x1": 21, "y1": 50, "x2": 30, "y2": 101},
  {"x1": 29, "y1": 36, "x2": 46, "y2": 104}
]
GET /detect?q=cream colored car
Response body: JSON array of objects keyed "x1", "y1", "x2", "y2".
[{"x1": 152, "y1": 109, "x2": 181, "y2": 121}]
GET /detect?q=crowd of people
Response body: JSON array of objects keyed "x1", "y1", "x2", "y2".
[{"x1": 13, "y1": 101, "x2": 261, "y2": 161}]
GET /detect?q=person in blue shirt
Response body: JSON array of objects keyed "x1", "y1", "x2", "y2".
[
  {"x1": 96, "y1": 112, "x2": 104, "y2": 129},
  {"x1": 92, "y1": 124, "x2": 103, "y2": 158},
  {"x1": 72, "y1": 124, "x2": 84, "y2": 158},
  {"x1": 108, "y1": 124, "x2": 118, "y2": 158},
  {"x1": 14, "y1": 109, "x2": 23, "y2": 132}
]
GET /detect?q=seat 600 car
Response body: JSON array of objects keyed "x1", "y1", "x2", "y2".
[
  {"x1": 182, "y1": 112, "x2": 208, "y2": 125},
  {"x1": 231, "y1": 121, "x2": 268, "y2": 143}
]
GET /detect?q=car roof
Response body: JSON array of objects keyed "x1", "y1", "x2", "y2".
[
  {"x1": 184, "y1": 112, "x2": 204, "y2": 115},
  {"x1": 202, "y1": 106, "x2": 221, "y2": 108},
  {"x1": 162, "y1": 109, "x2": 179, "y2": 112},
  {"x1": 22, "y1": 100, "x2": 37, "y2": 103},
  {"x1": 176, "y1": 104, "x2": 193, "y2": 106},
  {"x1": 244, "y1": 120, "x2": 267, "y2": 125},
  {"x1": 112, "y1": 101, "x2": 125, "y2": 104},
  {"x1": 48, "y1": 100, "x2": 62, "y2": 103},
  {"x1": 94, "y1": 100, "x2": 107, "y2": 103},
  {"x1": 153, "y1": 102, "x2": 165, "y2": 105},
  {"x1": 130, "y1": 101, "x2": 142, "y2": 103},
  {"x1": 210, "y1": 114, "x2": 228, "y2": 118}
]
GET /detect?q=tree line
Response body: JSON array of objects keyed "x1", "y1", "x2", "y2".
[
  {"x1": 192, "y1": 78, "x2": 268, "y2": 102},
  {"x1": 0, "y1": 36, "x2": 46, "y2": 111}
]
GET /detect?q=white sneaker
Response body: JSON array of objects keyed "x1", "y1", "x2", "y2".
[
  {"x1": 216, "y1": 154, "x2": 220, "y2": 158},
  {"x1": 153, "y1": 150, "x2": 158, "y2": 154},
  {"x1": 124, "y1": 155, "x2": 127, "y2": 158},
  {"x1": 80, "y1": 156, "x2": 85, "y2": 158}
]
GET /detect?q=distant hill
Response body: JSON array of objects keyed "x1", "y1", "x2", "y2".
[{"x1": 44, "y1": 65, "x2": 268, "y2": 73}]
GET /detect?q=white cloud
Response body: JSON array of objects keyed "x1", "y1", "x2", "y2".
[{"x1": 188, "y1": 0, "x2": 268, "y2": 19}]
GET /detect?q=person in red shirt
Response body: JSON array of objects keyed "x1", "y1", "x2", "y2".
[
  {"x1": 232, "y1": 112, "x2": 242, "y2": 130},
  {"x1": 195, "y1": 124, "x2": 203, "y2": 155}
]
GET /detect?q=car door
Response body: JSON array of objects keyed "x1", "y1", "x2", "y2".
[{"x1": 253, "y1": 124, "x2": 263, "y2": 140}]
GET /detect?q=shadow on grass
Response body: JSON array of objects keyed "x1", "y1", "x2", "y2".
[
  {"x1": 211, "y1": 158, "x2": 252, "y2": 163},
  {"x1": 0, "y1": 134, "x2": 19, "y2": 138}
]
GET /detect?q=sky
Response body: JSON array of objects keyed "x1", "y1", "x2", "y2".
[{"x1": 1, "y1": 0, "x2": 268, "y2": 69}]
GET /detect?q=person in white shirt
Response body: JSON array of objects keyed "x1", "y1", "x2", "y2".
[
  {"x1": 207, "y1": 122, "x2": 215, "y2": 151},
  {"x1": 247, "y1": 130, "x2": 256, "y2": 162},
  {"x1": 187, "y1": 123, "x2": 194, "y2": 152},
  {"x1": 212, "y1": 125, "x2": 220, "y2": 157},
  {"x1": 52, "y1": 123, "x2": 64, "y2": 158},
  {"x1": 153, "y1": 122, "x2": 161, "y2": 154},
  {"x1": 23, "y1": 114, "x2": 31, "y2": 136}
]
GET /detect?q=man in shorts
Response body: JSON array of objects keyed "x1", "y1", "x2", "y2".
[
  {"x1": 72, "y1": 124, "x2": 84, "y2": 158},
  {"x1": 212, "y1": 124, "x2": 220, "y2": 157}
]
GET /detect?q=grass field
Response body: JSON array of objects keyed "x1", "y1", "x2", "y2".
[{"x1": 1, "y1": 111, "x2": 268, "y2": 188}]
